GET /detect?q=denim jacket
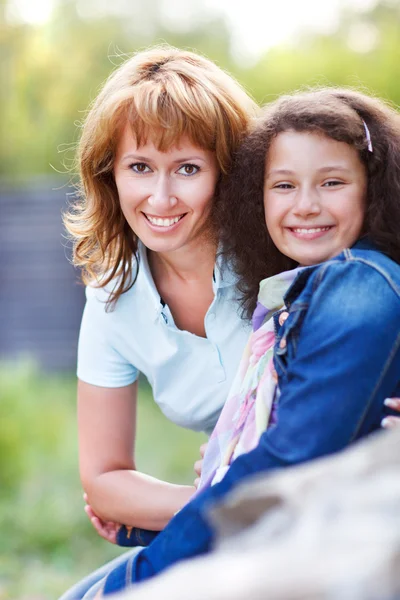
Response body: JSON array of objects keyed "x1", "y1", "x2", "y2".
[{"x1": 103, "y1": 240, "x2": 400, "y2": 595}]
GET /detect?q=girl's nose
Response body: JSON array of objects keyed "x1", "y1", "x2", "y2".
[{"x1": 292, "y1": 187, "x2": 321, "y2": 217}]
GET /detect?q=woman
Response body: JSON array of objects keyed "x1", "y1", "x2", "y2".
[{"x1": 60, "y1": 45, "x2": 258, "y2": 599}]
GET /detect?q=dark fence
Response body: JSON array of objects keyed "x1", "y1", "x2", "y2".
[{"x1": 0, "y1": 178, "x2": 85, "y2": 371}]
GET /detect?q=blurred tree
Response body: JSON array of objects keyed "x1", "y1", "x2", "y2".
[
  {"x1": 0, "y1": 0, "x2": 234, "y2": 178},
  {"x1": 243, "y1": 0, "x2": 400, "y2": 105},
  {"x1": 1, "y1": 0, "x2": 400, "y2": 178}
]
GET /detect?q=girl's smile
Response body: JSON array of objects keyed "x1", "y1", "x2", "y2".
[
  {"x1": 286, "y1": 226, "x2": 334, "y2": 240},
  {"x1": 264, "y1": 131, "x2": 367, "y2": 266}
]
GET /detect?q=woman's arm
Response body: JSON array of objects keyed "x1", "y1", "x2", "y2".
[{"x1": 78, "y1": 379, "x2": 195, "y2": 530}]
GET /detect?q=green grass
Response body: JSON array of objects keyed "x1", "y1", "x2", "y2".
[{"x1": 0, "y1": 362, "x2": 205, "y2": 599}]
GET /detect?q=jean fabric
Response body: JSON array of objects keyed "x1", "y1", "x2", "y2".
[
  {"x1": 102, "y1": 240, "x2": 400, "y2": 595},
  {"x1": 116, "y1": 526, "x2": 159, "y2": 547},
  {"x1": 58, "y1": 548, "x2": 142, "y2": 600}
]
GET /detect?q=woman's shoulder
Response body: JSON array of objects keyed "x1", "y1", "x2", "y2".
[
  {"x1": 85, "y1": 244, "x2": 154, "y2": 303},
  {"x1": 84, "y1": 255, "x2": 145, "y2": 311},
  {"x1": 84, "y1": 270, "x2": 136, "y2": 304}
]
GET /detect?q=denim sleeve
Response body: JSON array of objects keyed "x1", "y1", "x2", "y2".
[
  {"x1": 264, "y1": 260, "x2": 400, "y2": 460},
  {"x1": 102, "y1": 261, "x2": 400, "y2": 595},
  {"x1": 116, "y1": 525, "x2": 160, "y2": 547}
]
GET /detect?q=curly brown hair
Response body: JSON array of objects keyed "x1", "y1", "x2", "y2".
[
  {"x1": 216, "y1": 87, "x2": 400, "y2": 319},
  {"x1": 64, "y1": 45, "x2": 258, "y2": 308}
]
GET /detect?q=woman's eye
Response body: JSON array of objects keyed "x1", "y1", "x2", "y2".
[
  {"x1": 131, "y1": 163, "x2": 151, "y2": 174},
  {"x1": 177, "y1": 164, "x2": 200, "y2": 176}
]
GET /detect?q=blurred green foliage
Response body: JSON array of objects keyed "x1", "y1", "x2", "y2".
[
  {"x1": 1, "y1": 1, "x2": 400, "y2": 596},
  {"x1": 0, "y1": 362, "x2": 205, "y2": 598},
  {"x1": 1, "y1": 0, "x2": 400, "y2": 179}
]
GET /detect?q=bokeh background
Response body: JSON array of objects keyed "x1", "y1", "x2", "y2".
[{"x1": 1, "y1": 0, "x2": 400, "y2": 597}]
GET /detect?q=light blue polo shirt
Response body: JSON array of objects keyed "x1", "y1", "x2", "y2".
[{"x1": 77, "y1": 244, "x2": 251, "y2": 435}]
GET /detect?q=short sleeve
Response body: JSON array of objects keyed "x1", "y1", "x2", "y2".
[{"x1": 77, "y1": 285, "x2": 139, "y2": 387}]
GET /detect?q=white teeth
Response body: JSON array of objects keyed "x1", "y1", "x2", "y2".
[
  {"x1": 146, "y1": 215, "x2": 183, "y2": 227},
  {"x1": 292, "y1": 227, "x2": 331, "y2": 234}
]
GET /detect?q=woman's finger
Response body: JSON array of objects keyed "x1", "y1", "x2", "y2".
[
  {"x1": 194, "y1": 459, "x2": 203, "y2": 476},
  {"x1": 199, "y1": 443, "x2": 208, "y2": 458},
  {"x1": 84, "y1": 504, "x2": 97, "y2": 521}
]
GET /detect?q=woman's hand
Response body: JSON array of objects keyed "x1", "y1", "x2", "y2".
[
  {"x1": 84, "y1": 493, "x2": 120, "y2": 544},
  {"x1": 193, "y1": 442, "x2": 208, "y2": 488},
  {"x1": 382, "y1": 398, "x2": 400, "y2": 428}
]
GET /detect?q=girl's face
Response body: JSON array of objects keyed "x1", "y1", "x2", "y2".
[
  {"x1": 114, "y1": 123, "x2": 219, "y2": 256},
  {"x1": 264, "y1": 131, "x2": 367, "y2": 266}
]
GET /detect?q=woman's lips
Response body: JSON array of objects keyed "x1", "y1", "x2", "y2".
[{"x1": 142, "y1": 212, "x2": 187, "y2": 231}]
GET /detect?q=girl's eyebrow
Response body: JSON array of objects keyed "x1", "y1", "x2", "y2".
[
  {"x1": 266, "y1": 165, "x2": 351, "y2": 176},
  {"x1": 265, "y1": 169, "x2": 294, "y2": 178},
  {"x1": 318, "y1": 165, "x2": 351, "y2": 173}
]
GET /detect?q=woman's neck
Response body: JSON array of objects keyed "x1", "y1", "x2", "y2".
[
  {"x1": 148, "y1": 235, "x2": 218, "y2": 285},
  {"x1": 147, "y1": 234, "x2": 218, "y2": 338}
]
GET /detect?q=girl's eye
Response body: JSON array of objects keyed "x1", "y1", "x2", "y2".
[
  {"x1": 131, "y1": 163, "x2": 151, "y2": 174},
  {"x1": 177, "y1": 164, "x2": 200, "y2": 176},
  {"x1": 323, "y1": 180, "x2": 343, "y2": 187},
  {"x1": 273, "y1": 183, "x2": 294, "y2": 190}
]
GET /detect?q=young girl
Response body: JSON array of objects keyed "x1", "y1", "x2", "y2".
[{"x1": 96, "y1": 87, "x2": 400, "y2": 596}]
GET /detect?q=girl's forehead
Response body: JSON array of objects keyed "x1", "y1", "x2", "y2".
[
  {"x1": 268, "y1": 130, "x2": 354, "y2": 154},
  {"x1": 265, "y1": 130, "x2": 365, "y2": 174}
]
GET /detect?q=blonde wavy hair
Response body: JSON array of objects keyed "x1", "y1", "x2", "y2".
[{"x1": 64, "y1": 46, "x2": 258, "y2": 308}]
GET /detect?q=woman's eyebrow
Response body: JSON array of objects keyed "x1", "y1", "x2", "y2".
[
  {"x1": 119, "y1": 154, "x2": 207, "y2": 163},
  {"x1": 171, "y1": 156, "x2": 206, "y2": 164},
  {"x1": 120, "y1": 153, "x2": 150, "y2": 162}
]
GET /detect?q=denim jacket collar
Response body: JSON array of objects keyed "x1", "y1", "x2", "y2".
[{"x1": 283, "y1": 237, "x2": 378, "y2": 308}]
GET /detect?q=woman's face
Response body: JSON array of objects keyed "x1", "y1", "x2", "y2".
[
  {"x1": 114, "y1": 123, "x2": 219, "y2": 256},
  {"x1": 263, "y1": 131, "x2": 367, "y2": 266}
]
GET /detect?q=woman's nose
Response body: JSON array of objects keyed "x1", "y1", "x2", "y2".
[{"x1": 148, "y1": 176, "x2": 178, "y2": 210}]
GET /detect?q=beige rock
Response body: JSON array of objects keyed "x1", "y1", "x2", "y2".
[{"x1": 115, "y1": 429, "x2": 400, "y2": 600}]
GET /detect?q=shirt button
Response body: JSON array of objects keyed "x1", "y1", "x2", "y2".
[
  {"x1": 279, "y1": 311, "x2": 289, "y2": 326},
  {"x1": 279, "y1": 338, "x2": 287, "y2": 349}
]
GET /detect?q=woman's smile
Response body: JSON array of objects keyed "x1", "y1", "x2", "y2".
[
  {"x1": 114, "y1": 125, "x2": 219, "y2": 256},
  {"x1": 142, "y1": 212, "x2": 187, "y2": 229}
]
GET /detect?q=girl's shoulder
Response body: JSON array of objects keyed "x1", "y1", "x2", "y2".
[{"x1": 286, "y1": 243, "x2": 400, "y2": 310}]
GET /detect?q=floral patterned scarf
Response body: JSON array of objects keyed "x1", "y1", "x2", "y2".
[{"x1": 196, "y1": 268, "x2": 301, "y2": 493}]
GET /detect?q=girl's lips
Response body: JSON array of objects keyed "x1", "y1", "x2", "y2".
[{"x1": 286, "y1": 226, "x2": 334, "y2": 240}]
